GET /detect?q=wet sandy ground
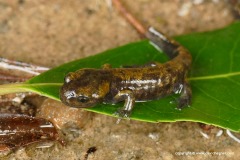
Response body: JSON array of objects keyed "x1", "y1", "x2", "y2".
[{"x1": 0, "y1": 0, "x2": 239, "y2": 159}]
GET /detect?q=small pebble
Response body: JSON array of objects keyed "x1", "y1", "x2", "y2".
[{"x1": 37, "y1": 99, "x2": 92, "y2": 129}]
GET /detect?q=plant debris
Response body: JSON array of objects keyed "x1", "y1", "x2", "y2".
[{"x1": 0, "y1": 113, "x2": 65, "y2": 152}]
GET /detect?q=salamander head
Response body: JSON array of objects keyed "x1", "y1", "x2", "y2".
[{"x1": 60, "y1": 69, "x2": 110, "y2": 108}]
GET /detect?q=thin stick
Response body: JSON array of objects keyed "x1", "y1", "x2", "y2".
[
  {"x1": 0, "y1": 57, "x2": 49, "y2": 75},
  {"x1": 112, "y1": 0, "x2": 147, "y2": 36},
  {"x1": 0, "y1": 58, "x2": 50, "y2": 82}
]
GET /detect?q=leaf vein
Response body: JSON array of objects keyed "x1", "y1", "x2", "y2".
[
  {"x1": 193, "y1": 84, "x2": 240, "y2": 111},
  {"x1": 192, "y1": 37, "x2": 211, "y2": 67},
  {"x1": 227, "y1": 77, "x2": 240, "y2": 87},
  {"x1": 189, "y1": 72, "x2": 240, "y2": 81}
]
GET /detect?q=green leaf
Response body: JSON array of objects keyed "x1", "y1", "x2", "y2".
[{"x1": 1, "y1": 22, "x2": 240, "y2": 131}]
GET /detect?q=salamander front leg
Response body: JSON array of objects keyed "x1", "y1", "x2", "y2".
[
  {"x1": 113, "y1": 90, "x2": 135, "y2": 121},
  {"x1": 177, "y1": 80, "x2": 192, "y2": 110}
]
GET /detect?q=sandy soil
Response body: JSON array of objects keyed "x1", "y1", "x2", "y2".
[{"x1": 0, "y1": 0, "x2": 240, "y2": 159}]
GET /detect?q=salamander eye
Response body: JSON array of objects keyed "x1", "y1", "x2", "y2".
[{"x1": 77, "y1": 96, "x2": 89, "y2": 103}]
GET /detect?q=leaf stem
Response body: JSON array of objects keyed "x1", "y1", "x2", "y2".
[
  {"x1": 0, "y1": 83, "x2": 63, "y2": 96},
  {"x1": 0, "y1": 83, "x2": 30, "y2": 95}
]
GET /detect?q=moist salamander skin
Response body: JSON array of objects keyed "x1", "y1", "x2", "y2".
[{"x1": 60, "y1": 27, "x2": 192, "y2": 118}]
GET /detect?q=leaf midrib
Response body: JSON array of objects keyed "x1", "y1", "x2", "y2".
[
  {"x1": 189, "y1": 71, "x2": 240, "y2": 81},
  {"x1": 25, "y1": 83, "x2": 62, "y2": 86}
]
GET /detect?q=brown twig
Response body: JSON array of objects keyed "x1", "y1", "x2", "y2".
[
  {"x1": 0, "y1": 57, "x2": 49, "y2": 82},
  {"x1": 0, "y1": 57, "x2": 49, "y2": 75},
  {"x1": 112, "y1": 0, "x2": 147, "y2": 36}
]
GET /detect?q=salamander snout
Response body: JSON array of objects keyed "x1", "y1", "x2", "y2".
[{"x1": 60, "y1": 69, "x2": 110, "y2": 108}]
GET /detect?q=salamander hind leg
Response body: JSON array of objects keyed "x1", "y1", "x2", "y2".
[
  {"x1": 177, "y1": 81, "x2": 192, "y2": 110},
  {"x1": 113, "y1": 90, "x2": 135, "y2": 121}
]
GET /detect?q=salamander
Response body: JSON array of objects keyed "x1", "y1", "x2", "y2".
[{"x1": 60, "y1": 26, "x2": 192, "y2": 118}]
